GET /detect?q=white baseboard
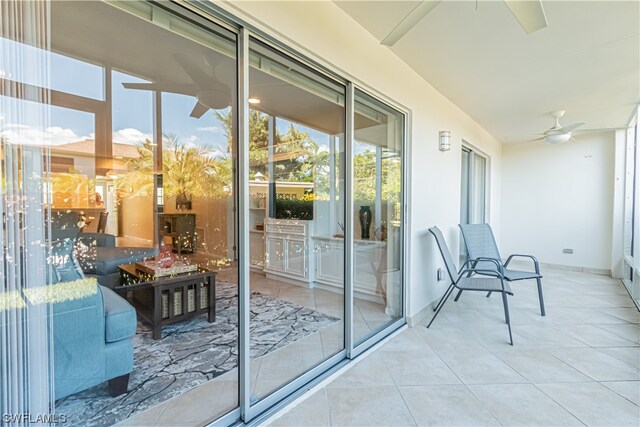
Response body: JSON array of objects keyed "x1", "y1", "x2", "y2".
[
  {"x1": 508, "y1": 260, "x2": 611, "y2": 276},
  {"x1": 407, "y1": 300, "x2": 438, "y2": 327}
]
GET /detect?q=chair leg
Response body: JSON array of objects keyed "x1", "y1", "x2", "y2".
[
  {"x1": 433, "y1": 284, "x2": 452, "y2": 312},
  {"x1": 427, "y1": 285, "x2": 454, "y2": 329},
  {"x1": 486, "y1": 291, "x2": 492, "y2": 298},
  {"x1": 501, "y1": 292, "x2": 513, "y2": 345},
  {"x1": 536, "y1": 278, "x2": 546, "y2": 316},
  {"x1": 453, "y1": 289, "x2": 464, "y2": 302}
]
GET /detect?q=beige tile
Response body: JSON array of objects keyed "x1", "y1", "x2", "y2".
[
  {"x1": 596, "y1": 323, "x2": 640, "y2": 344},
  {"x1": 414, "y1": 324, "x2": 488, "y2": 355},
  {"x1": 438, "y1": 349, "x2": 527, "y2": 385},
  {"x1": 561, "y1": 324, "x2": 639, "y2": 347},
  {"x1": 597, "y1": 307, "x2": 640, "y2": 324},
  {"x1": 549, "y1": 347, "x2": 640, "y2": 381},
  {"x1": 255, "y1": 332, "x2": 325, "y2": 382},
  {"x1": 598, "y1": 346, "x2": 640, "y2": 369},
  {"x1": 327, "y1": 352, "x2": 394, "y2": 389},
  {"x1": 382, "y1": 350, "x2": 460, "y2": 386},
  {"x1": 601, "y1": 381, "x2": 640, "y2": 406},
  {"x1": 379, "y1": 327, "x2": 435, "y2": 353},
  {"x1": 327, "y1": 385, "x2": 416, "y2": 426},
  {"x1": 469, "y1": 383, "x2": 582, "y2": 426},
  {"x1": 512, "y1": 324, "x2": 589, "y2": 348},
  {"x1": 399, "y1": 385, "x2": 499, "y2": 426},
  {"x1": 491, "y1": 348, "x2": 592, "y2": 383},
  {"x1": 537, "y1": 382, "x2": 640, "y2": 426},
  {"x1": 117, "y1": 402, "x2": 167, "y2": 426},
  {"x1": 154, "y1": 378, "x2": 238, "y2": 426},
  {"x1": 268, "y1": 389, "x2": 330, "y2": 427}
]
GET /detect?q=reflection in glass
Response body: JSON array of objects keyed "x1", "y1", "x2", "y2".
[
  {"x1": 249, "y1": 39, "x2": 346, "y2": 402},
  {"x1": 353, "y1": 89, "x2": 404, "y2": 346},
  {"x1": 29, "y1": 1, "x2": 242, "y2": 424}
]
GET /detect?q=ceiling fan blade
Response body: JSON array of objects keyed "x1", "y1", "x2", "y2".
[
  {"x1": 122, "y1": 82, "x2": 161, "y2": 90},
  {"x1": 174, "y1": 53, "x2": 213, "y2": 88},
  {"x1": 557, "y1": 122, "x2": 586, "y2": 134},
  {"x1": 504, "y1": 0, "x2": 548, "y2": 34},
  {"x1": 122, "y1": 82, "x2": 197, "y2": 94},
  {"x1": 190, "y1": 101, "x2": 209, "y2": 119},
  {"x1": 528, "y1": 136, "x2": 545, "y2": 142},
  {"x1": 381, "y1": 1, "x2": 441, "y2": 46}
]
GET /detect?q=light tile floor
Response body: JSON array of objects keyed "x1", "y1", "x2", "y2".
[
  {"x1": 120, "y1": 270, "x2": 395, "y2": 426},
  {"x1": 266, "y1": 268, "x2": 640, "y2": 427}
]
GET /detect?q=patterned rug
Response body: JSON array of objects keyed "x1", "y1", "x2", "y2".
[{"x1": 56, "y1": 282, "x2": 339, "y2": 426}]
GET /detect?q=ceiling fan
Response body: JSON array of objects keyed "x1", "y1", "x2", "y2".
[
  {"x1": 381, "y1": 0, "x2": 548, "y2": 46},
  {"x1": 534, "y1": 110, "x2": 586, "y2": 144},
  {"x1": 122, "y1": 53, "x2": 231, "y2": 119}
]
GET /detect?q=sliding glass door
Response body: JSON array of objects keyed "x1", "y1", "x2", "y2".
[
  {"x1": 460, "y1": 146, "x2": 487, "y2": 226},
  {"x1": 352, "y1": 89, "x2": 404, "y2": 346},
  {"x1": 247, "y1": 37, "x2": 346, "y2": 404}
]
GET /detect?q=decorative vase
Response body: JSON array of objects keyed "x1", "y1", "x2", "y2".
[
  {"x1": 359, "y1": 205, "x2": 372, "y2": 239},
  {"x1": 156, "y1": 245, "x2": 176, "y2": 268},
  {"x1": 176, "y1": 193, "x2": 192, "y2": 210}
]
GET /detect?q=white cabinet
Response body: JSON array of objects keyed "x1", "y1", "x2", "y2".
[
  {"x1": 313, "y1": 236, "x2": 387, "y2": 303},
  {"x1": 249, "y1": 230, "x2": 265, "y2": 269},
  {"x1": 265, "y1": 235, "x2": 285, "y2": 272},
  {"x1": 315, "y1": 238, "x2": 344, "y2": 285},
  {"x1": 264, "y1": 218, "x2": 312, "y2": 283}
]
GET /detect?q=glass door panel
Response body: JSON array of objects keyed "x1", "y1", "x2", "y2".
[
  {"x1": 353, "y1": 89, "x2": 404, "y2": 346},
  {"x1": 47, "y1": 1, "x2": 239, "y2": 424},
  {"x1": 248, "y1": 38, "x2": 346, "y2": 402}
]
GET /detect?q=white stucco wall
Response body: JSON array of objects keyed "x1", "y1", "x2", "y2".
[
  {"x1": 501, "y1": 132, "x2": 615, "y2": 271},
  {"x1": 216, "y1": 0, "x2": 503, "y2": 322}
]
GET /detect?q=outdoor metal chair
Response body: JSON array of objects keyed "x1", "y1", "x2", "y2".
[
  {"x1": 459, "y1": 223, "x2": 545, "y2": 316},
  {"x1": 427, "y1": 226, "x2": 514, "y2": 345}
]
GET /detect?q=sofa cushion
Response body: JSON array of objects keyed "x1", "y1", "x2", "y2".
[
  {"x1": 82, "y1": 247, "x2": 158, "y2": 275},
  {"x1": 100, "y1": 286, "x2": 137, "y2": 343},
  {"x1": 77, "y1": 232, "x2": 116, "y2": 248},
  {"x1": 50, "y1": 238, "x2": 85, "y2": 283}
]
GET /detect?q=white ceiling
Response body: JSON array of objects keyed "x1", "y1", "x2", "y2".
[{"x1": 335, "y1": 1, "x2": 640, "y2": 144}]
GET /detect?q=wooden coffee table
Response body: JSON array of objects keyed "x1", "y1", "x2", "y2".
[{"x1": 116, "y1": 263, "x2": 216, "y2": 340}]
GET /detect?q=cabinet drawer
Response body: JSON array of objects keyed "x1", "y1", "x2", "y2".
[{"x1": 265, "y1": 223, "x2": 306, "y2": 236}]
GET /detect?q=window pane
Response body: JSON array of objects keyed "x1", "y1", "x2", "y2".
[
  {"x1": 47, "y1": 2, "x2": 239, "y2": 424},
  {"x1": 353, "y1": 88, "x2": 404, "y2": 346},
  {"x1": 249, "y1": 37, "x2": 346, "y2": 402}
]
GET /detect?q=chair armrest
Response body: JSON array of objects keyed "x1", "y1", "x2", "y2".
[
  {"x1": 458, "y1": 257, "x2": 505, "y2": 280},
  {"x1": 462, "y1": 257, "x2": 505, "y2": 274},
  {"x1": 505, "y1": 254, "x2": 540, "y2": 273},
  {"x1": 78, "y1": 232, "x2": 116, "y2": 248}
]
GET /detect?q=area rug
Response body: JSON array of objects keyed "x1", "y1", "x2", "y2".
[{"x1": 56, "y1": 282, "x2": 339, "y2": 426}]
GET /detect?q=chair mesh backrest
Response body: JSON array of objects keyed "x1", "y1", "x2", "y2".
[
  {"x1": 459, "y1": 223, "x2": 502, "y2": 270},
  {"x1": 428, "y1": 227, "x2": 458, "y2": 283}
]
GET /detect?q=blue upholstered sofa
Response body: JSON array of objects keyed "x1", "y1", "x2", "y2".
[
  {"x1": 52, "y1": 211, "x2": 157, "y2": 288},
  {"x1": 52, "y1": 281, "x2": 136, "y2": 399},
  {"x1": 49, "y1": 237, "x2": 137, "y2": 399}
]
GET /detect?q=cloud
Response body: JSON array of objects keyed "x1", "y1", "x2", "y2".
[
  {"x1": 1, "y1": 123, "x2": 86, "y2": 146},
  {"x1": 112, "y1": 128, "x2": 152, "y2": 145},
  {"x1": 196, "y1": 126, "x2": 221, "y2": 133}
]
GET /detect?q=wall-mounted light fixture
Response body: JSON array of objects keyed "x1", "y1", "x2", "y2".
[{"x1": 439, "y1": 131, "x2": 451, "y2": 151}]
